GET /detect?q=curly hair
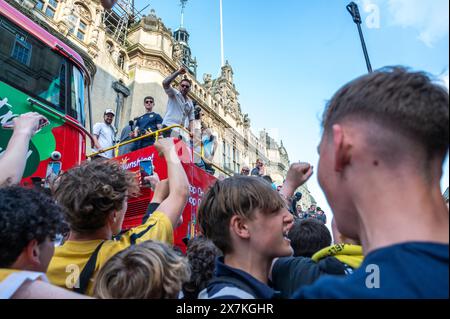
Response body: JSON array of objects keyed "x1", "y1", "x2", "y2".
[
  {"x1": 93, "y1": 240, "x2": 191, "y2": 299},
  {"x1": 53, "y1": 160, "x2": 139, "y2": 233},
  {"x1": 0, "y1": 186, "x2": 66, "y2": 267},
  {"x1": 182, "y1": 236, "x2": 222, "y2": 299}
]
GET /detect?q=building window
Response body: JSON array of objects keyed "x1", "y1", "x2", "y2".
[
  {"x1": 68, "y1": 3, "x2": 91, "y2": 43},
  {"x1": 35, "y1": 0, "x2": 59, "y2": 19},
  {"x1": 225, "y1": 143, "x2": 232, "y2": 171},
  {"x1": 76, "y1": 20, "x2": 87, "y2": 41},
  {"x1": 232, "y1": 146, "x2": 237, "y2": 173},
  {"x1": 106, "y1": 41, "x2": 114, "y2": 54},
  {"x1": 11, "y1": 34, "x2": 31, "y2": 66},
  {"x1": 35, "y1": 0, "x2": 44, "y2": 11},
  {"x1": 222, "y1": 141, "x2": 226, "y2": 169},
  {"x1": 235, "y1": 149, "x2": 240, "y2": 173},
  {"x1": 117, "y1": 51, "x2": 125, "y2": 70}
]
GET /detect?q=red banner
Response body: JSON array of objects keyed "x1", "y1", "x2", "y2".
[{"x1": 114, "y1": 139, "x2": 217, "y2": 252}]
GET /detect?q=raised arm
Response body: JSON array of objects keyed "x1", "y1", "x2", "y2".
[
  {"x1": 163, "y1": 67, "x2": 186, "y2": 90},
  {"x1": 152, "y1": 138, "x2": 189, "y2": 226},
  {"x1": 279, "y1": 162, "x2": 313, "y2": 206},
  {"x1": 0, "y1": 112, "x2": 47, "y2": 185}
]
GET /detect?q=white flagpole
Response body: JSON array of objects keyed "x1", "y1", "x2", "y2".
[{"x1": 220, "y1": 0, "x2": 225, "y2": 67}]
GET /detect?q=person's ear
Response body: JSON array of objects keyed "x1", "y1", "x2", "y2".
[
  {"x1": 230, "y1": 215, "x2": 250, "y2": 239},
  {"x1": 111, "y1": 211, "x2": 118, "y2": 224},
  {"x1": 106, "y1": 211, "x2": 118, "y2": 230},
  {"x1": 332, "y1": 124, "x2": 352, "y2": 172},
  {"x1": 25, "y1": 239, "x2": 41, "y2": 268}
]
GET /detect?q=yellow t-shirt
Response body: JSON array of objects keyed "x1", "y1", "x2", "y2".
[{"x1": 46, "y1": 211, "x2": 173, "y2": 296}]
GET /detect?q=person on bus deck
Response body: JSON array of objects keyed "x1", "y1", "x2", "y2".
[
  {"x1": 251, "y1": 159, "x2": 265, "y2": 177},
  {"x1": 161, "y1": 67, "x2": 195, "y2": 139},
  {"x1": 92, "y1": 109, "x2": 117, "y2": 159},
  {"x1": 46, "y1": 138, "x2": 190, "y2": 296},
  {"x1": 195, "y1": 123, "x2": 217, "y2": 175},
  {"x1": 0, "y1": 186, "x2": 89, "y2": 299},
  {"x1": 0, "y1": 112, "x2": 48, "y2": 186},
  {"x1": 131, "y1": 96, "x2": 163, "y2": 150}
]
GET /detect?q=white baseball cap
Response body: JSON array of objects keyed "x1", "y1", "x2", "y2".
[{"x1": 104, "y1": 108, "x2": 115, "y2": 115}]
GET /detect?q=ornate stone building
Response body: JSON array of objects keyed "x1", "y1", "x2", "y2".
[{"x1": 6, "y1": 0, "x2": 315, "y2": 206}]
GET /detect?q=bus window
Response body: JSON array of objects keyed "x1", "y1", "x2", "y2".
[
  {"x1": 70, "y1": 66, "x2": 85, "y2": 126},
  {"x1": 0, "y1": 15, "x2": 66, "y2": 113}
]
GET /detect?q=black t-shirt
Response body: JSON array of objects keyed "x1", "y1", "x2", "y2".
[{"x1": 272, "y1": 256, "x2": 347, "y2": 298}]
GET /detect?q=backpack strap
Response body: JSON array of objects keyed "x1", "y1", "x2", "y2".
[{"x1": 73, "y1": 241, "x2": 105, "y2": 295}]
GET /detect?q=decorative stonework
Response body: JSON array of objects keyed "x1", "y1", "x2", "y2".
[
  {"x1": 12, "y1": 0, "x2": 296, "y2": 186},
  {"x1": 87, "y1": 43, "x2": 100, "y2": 59},
  {"x1": 22, "y1": 0, "x2": 36, "y2": 10},
  {"x1": 74, "y1": 2, "x2": 92, "y2": 22},
  {"x1": 56, "y1": 20, "x2": 71, "y2": 36},
  {"x1": 140, "y1": 57, "x2": 172, "y2": 77},
  {"x1": 172, "y1": 42, "x2": 183, "y2": 64}
]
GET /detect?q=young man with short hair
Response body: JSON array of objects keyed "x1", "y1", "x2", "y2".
[
  {"x1": 293, "y1": 67, "x2": 449, "y2": 299},
  {"x1": 197, "y1": 176, "x2": 294, "y2": 299},
  {"x1": 132, "y1": 96, "x2": 163, "y2": 150},
  {"x1": 92, "y1": 109, "x2": 116, "y2": 159},
  {"x1": 47, "y1": 138, "x2": 189, "y2": 296}
]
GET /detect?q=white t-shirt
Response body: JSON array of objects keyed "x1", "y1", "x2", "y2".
[
  {"x1": 0, "y1": 270, "x2": 47, "y2": 299},
  {"x1": 162, "y1": 86, "x2": 195, "y2": 128},
  {"x1": 93, "y1": 122, "x2": 116, "y2": 158}
]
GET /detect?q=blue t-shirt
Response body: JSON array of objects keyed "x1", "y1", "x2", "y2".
[
  {"x1": 292, "y1": 242, "x2": 449, "y2": 299},
  {"x1": 136, "y1": 112, "x2": 163, "y2": 134}
]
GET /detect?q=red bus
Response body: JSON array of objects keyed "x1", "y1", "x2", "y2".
[
  {"x1": 0, "y1": 0, "x2": 219, "y2": 251},
  {"x1": 0, "y1": 0, "x2": 94, "y2": 186}
]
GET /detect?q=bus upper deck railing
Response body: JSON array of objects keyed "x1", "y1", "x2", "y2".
[{"x1": 87, "y1": 124, "x2": 231, "y2": 177}]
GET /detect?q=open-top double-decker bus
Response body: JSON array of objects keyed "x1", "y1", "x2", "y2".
[{"x1": 0, "y1": 0, "x2": 222, "y2": 251}]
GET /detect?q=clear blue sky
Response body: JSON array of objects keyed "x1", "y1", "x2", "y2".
[{"x1": 135, "y1": 0, "x2": 449, "y2": 222}]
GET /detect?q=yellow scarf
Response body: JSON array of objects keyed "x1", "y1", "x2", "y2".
[{"x1": 311, "y1": 244, "x2": 364, "y2": 269}]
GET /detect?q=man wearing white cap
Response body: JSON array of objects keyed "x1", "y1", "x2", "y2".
[{"x1": 92, "y1": 109, "x2": 116, "y2": 159}]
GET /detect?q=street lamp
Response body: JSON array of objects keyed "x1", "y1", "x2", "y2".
[{"x1": 346, "y1": 2, "x2": 373, "y2": 73}]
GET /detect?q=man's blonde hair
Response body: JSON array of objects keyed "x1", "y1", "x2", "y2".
[{"x1": 93, "y1": 241, "x2": 190, "y2": 299}]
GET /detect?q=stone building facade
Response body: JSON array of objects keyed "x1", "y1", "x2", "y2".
[{"x1": 6, "y1": 0, "x2": 315, "y2": 206}]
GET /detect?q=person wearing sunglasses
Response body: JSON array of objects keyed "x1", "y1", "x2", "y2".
[
  {"x1": 162, "y1": 67, "x2": 195, "y2": 139},
  {"x1": 132, "y1": 96, "x2": 163, "y2": 150}
]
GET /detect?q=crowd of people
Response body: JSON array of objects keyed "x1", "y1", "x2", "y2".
[{"x1": 0, "y1": 67, "x2": 448, "y2": 299}]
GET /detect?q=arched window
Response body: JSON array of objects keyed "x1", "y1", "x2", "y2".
[
  {"x1": 106, "y1": 40, "x2": 114, "y2": 55},
  {"x1": 69, "y1": 3, "x2": 91, "y2": 42},
  {"x1": 35, "y1": 0, "x2": 59, "y2": 19}
]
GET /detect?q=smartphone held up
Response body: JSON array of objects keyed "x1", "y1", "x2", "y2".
[
  {"x1": 139, "y1": 159, "x2": 154, "y2": 185},
  {"x1": 44, "y1": 161, "x2": 62, "y2": 188}
]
